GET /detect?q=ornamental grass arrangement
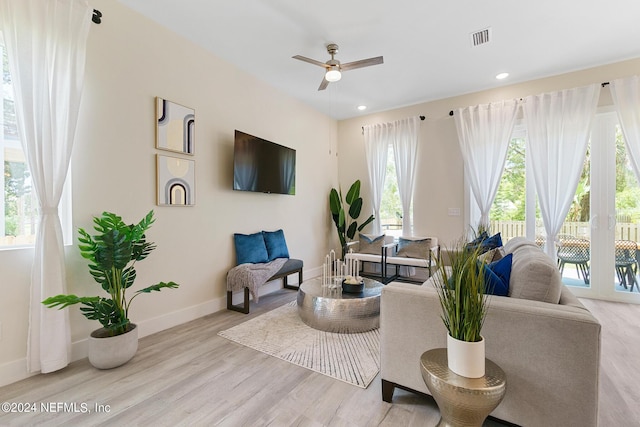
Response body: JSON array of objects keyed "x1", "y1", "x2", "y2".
[{"x1": 432, "y1": 239, "x2": 489, "y2": 343}]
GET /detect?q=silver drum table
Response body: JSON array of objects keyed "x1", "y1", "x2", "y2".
[
  {"x1": 420, "y1": 348, "x2": 507, "y2": 427},
  {"x1": 296, "y1": 277, "x2": 383, "y2": 333}
]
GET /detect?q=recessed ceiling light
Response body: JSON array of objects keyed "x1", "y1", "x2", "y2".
[
  {"x1": 496, "y1": 72, "x2": 509, "y2": 80},
  {"x1": 357, "y1": 105, "x2": 367, "y2": 111}
]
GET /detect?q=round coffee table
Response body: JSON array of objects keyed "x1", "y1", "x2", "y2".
[{"x1": 296, "y1": 277, "x2": 383, "y2": 333}]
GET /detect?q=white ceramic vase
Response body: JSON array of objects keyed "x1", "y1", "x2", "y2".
[
  {"x1": 447, "y1": 334, "x2": 485, "y2": 378},
  {"x1": 88, "y1": 323, "x2": 138, "y2": 369}
]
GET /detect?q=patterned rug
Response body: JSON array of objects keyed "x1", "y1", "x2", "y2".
[{"x1": 218, "y1": 301, "x2": 380, "y2": 388}]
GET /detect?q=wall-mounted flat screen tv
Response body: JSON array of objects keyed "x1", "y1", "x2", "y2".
[{"x1": 233, "y1": 130, "x2": 296, "y2": 195}]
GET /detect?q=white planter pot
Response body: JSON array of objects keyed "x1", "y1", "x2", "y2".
[
  {"x1": 447, "y1": 334, "x2": 485, "y2": 378},
  {"x1": 88, "y1": 324, "x2": 138, "y2": 369}
]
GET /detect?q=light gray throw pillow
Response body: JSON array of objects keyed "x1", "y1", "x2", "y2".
[
  {"x1": 396, "y1": 237, "x2": 432, "y2": 259},
  {"x1": 358, "y1": 233, "x2": 385, "y2": 255}
]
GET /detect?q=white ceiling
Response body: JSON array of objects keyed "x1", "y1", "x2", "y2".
[{"x1": 118, "y1": 0, "x2": 640, "y2": 120}]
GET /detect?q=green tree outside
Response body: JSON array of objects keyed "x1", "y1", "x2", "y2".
[{"x1": 491, "y1": 129, "x2": 640, "y2": 226}]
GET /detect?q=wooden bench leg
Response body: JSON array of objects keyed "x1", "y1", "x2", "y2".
[
  {"x1": 283, "y1": 268, "x2": 303, "y2": 290},
  {"x1": 382, "y1": 379, "x2": 396, "y2": 402},
  {"x1": 227, "y1": 288, "x2": 250, "y2": 314}
]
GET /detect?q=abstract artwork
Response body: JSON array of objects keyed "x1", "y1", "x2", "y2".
[
  {"x1": 157, "y1": 155, "x2": 195, "y2": 206},
  {"x1": 156, "y1": 97, "x2": 195, "y2": 155}
]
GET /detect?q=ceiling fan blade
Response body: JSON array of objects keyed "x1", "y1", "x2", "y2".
[
  {"x1": 292, "y1": 55, "x2": 329, "y2": 68},
  {"x1": 318, "y1": 77, "x2": 330, "y2": 91},
  {"x1": 340, "y1": 56, "x2": 384, "y2": 71}
]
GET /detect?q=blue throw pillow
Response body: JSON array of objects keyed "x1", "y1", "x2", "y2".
[
  {"x1": 262, "y1": 229, "x2": 290, "y2": 261},
  {"x1": 234, "y1": 232, "x2": 269, "y2": 265},
  {"x1": 483, "y1": 253, "x2": 512, "y2": 296},
  {"x1": 484, "y1": 254, "x2": 513, "y2": 297},
  {"x1": 466, "y1": 231, "x2": 489, "y2": 252},
  {"x1": 481, "y1": 233, "x2": 503, "y2": 253},
  {"x1": 470, "y1": 231, "x2": 489, "y2": 246}
]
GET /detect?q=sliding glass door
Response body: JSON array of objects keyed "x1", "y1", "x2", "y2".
[{"x1": 489, "y1": 112, "x2": 640, "y2": 303}]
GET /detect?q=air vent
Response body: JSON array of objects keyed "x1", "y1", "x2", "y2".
[{"x1": 470, "y1": 27, "x2": 491, "y2": 47}]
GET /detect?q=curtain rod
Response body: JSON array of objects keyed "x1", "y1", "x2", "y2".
[
  {"x1": 361, "y1": 115, "x2": 425, "y2": 133},
  {"x1": 92, "y1": 9, "x2": 102, "y2": 24},
  {"x1": 448, "y1": 81, "x2": 612, "y2": 116}
]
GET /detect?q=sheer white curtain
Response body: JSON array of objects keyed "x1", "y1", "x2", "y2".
[
  {"x1": 523, "y1": 84, "x2": 600, "y2": 259},
  {"x1": 454, "y1": 100, "x2": 519, "y2": 229},
  {"x1": 392, "y1": 117, "x2": 420, "y2": 234},
  {"x1": 0, "y1": 0, "x2": 91, "y2": 373},
  {"x1": 363, "y1": 123, "x2": 391, "y2": 235},
  {"x1": 610, "y1": 76, "x2": 640, "y2": 182}
]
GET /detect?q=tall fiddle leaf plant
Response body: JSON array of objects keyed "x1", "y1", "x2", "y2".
[
  {"x1": 42, "y1": 211, "x2": 179, "y2": 337},
  {"x1": 329, "y1": 180, "x2": 375, "y2": 258}
]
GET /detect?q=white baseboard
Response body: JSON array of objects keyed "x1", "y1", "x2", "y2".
[
  {"x1": 0, "y1": 296, "x2": 224, "y2": 388},
  {"x1": 0, "y1": 359, "x2": 37, "y2": 388},
  {"x1": 0, "y1": 266, "x2": 321, "y2": 388}
]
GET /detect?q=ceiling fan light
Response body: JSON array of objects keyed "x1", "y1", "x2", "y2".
[{"x1": 325, "y1": 68, "x2": 341, "y2": 82}]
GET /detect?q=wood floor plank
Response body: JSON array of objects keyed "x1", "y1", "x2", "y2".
[{"x1": 0, "y1": 289, "x2": 635, "y2": 426}]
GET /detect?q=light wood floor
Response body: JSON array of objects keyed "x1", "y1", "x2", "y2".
[{"x1": 0, "y1": 290, "x2": 638, "y2": 426}]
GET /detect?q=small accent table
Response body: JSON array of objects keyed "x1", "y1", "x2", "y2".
[
  {"x1": 420, "y1": 348, "x2": 506, "y2": 427},
  {"x1": 297, "y1": 277, "x2": 382, "y2": 333}
]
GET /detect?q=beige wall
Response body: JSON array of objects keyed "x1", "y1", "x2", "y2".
[
  {"x1": 3, "y1": 0, "x2": 640, "y2": 387},
  {"x1": 0, "y1": 0, "x2": 338, "y2": 385},
  {"x1": 337, "y1": 57, "x2": 640, "y2": 247}
]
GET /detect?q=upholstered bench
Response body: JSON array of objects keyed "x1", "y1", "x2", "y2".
[{"x1": 226, "y1": 229, "x2": 303, "y2": 314}]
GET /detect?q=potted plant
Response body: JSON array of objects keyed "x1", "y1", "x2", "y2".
[
  {"x1": 432, "y1": 239, "x2": 489, "y2": 378},
  {"x1": 329, "y1": 180, "x2": 375, "y2": 259},
  {"x1": 42, "y1": 210, "x2": 178, "y2": 369}
]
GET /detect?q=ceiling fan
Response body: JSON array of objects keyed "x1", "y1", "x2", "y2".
[{"x1": 292, "y1": 43, "x2": 384, "y2": 91}]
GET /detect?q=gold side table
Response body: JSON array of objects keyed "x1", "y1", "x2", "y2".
[{"x1": 420, "y1": 348, "x2": 506, "y2": 427}]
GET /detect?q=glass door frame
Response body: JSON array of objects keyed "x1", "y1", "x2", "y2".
[{"x1": 569, "y1": 109, "x2": 640, "y2": 303}]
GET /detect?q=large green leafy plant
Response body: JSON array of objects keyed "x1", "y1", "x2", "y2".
[
  {"x1": 329, "y1": 180, "x2": 375, "y2": 258},
  {"x1": 432, "y1": 240, "x2": 489, "y2": 342},
  {"x1": 42, "y1": 211, "x2": 178, "y2": 337}
]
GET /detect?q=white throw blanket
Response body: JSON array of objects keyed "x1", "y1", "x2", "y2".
[{"x1": 226, "y1": 258, "x2": 288, "y2": 303}]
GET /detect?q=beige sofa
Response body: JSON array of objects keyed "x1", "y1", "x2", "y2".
[{"x1": 380, "y1": 237, "x2": 601, "y2": 427}]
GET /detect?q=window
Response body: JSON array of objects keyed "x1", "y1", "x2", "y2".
[
  {"x1": 0, "y1": 37, "x2": 71, "y2": 248},
  {"x1": 379, "y1": 144, "x2": 406, "y2": 237}
]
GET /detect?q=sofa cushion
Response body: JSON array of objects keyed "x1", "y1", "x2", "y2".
[
  {"x1": 397, "y1": 237, "x2": 432, "y2": 259},
  {"x1": 358, "y1": 233, "x2": 385, "y2": 255},
  {"x1": 262, "y1": 229, "x2": 290, "y2": 260},
  {"x1": 507, "y1": 238, "x2": 562, "y2": 304},
  {"x1": 234, "y1": 232, "x2": 269, "y2": 265},
  {"x1": 484, "y1": 253, "x2": 512, "y2": 296},
  {"x1": 504, "y1": 236, "x2": 539, "y2": 253}
]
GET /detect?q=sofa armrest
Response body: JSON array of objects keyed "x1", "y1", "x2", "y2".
[{"x1": 381, "y1": 282, "x2": 601, "y2": 427}]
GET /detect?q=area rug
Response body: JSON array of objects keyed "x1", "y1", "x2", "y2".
[{"x1": 218, "y1": 301, "x2": 380, "y2": 388}]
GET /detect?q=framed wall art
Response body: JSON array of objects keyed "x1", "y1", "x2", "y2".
[
  {"x1": 156, "y1": 97, "x2": 195, "y2": 155},
  {"x1": 156, "y1": 154, "x2": 195, "y2": 206}
]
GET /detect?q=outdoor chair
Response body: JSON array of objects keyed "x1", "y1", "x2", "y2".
[
  {"x1": 557, "y1": 234, "x2": 590, "y2": 285},
  {"x1": 615, "y1": 240, "x2": 639, "y2": 292}
]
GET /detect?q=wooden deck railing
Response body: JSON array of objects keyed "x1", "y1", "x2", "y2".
[{"x1": 490, "y1": 220, "x2": 640, "y2": 243}]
